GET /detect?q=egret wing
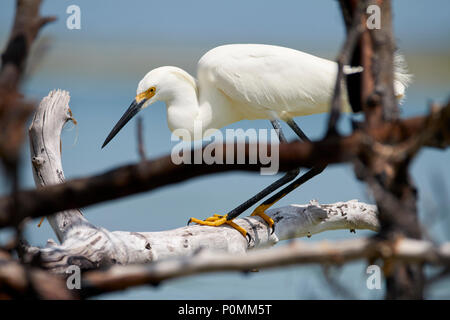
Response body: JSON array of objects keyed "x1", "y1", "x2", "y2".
[{"x1": 197, "y1": 44, "x2": 339, "y2": 117}]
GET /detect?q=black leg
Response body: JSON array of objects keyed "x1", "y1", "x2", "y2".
[
  {"x1": 226, "y1": 120, "x2": 300, "y2": 221},
  {"x1": 286, "y1": 118, "x2": 310, "y2": 142},
  {"x1": 249, "y1": 119, "x2": 327, "y2": 227},
  {"x1": 190, "y1": 118, "x2": 326, "y2": 241},
  {"x1": 251, "y1": 166, "x2": 326, "y2": 221}
]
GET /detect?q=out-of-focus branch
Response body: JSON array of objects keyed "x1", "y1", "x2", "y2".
[
  {"x1": 0, "y1": 0, "x2": 56, "y2": 88},
  {"x1": 0, "y1": 0, "x2": 56, "y2": 172},
  {"x1": 366, "y1": 0, "x2": 398, "y2": 122},
  {"x1": 360, "y1": 0, "x2": 423, "y2": 300},
  {"x1": 78, "y1": 238, "x2": 450, "y2": 297},
  {"x1": 327, "y1": 0, "x2": 364, "y2": 135},
  {"x1": 340, "y1": 0, "x2": 425, "y2": 299},
  {"x1": 339, "y1": 0, "x2": 398, "y2": 123},
  {"x1": 0, "y1": 249, "x2": 75, "y2": 299},
  {"x1": 0, "y1": 97, "x2": 448, "y2": 228}
]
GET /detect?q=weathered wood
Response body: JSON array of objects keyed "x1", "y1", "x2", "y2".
[
  {"x1": 31, "y1": 198, "x2": 379, "y2": 273},
  {"x1": 0, "y1": 250, "x2": 76, "y2": 299},
  {"x1": 0, "y1": 0, "x2": 56, "y2": 197},
  {"x1": 29, "y1": 89, "x2": 90, "y2": 242}
]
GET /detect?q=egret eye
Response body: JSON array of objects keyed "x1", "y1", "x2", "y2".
[{"x1": 135, "y1": 86, "x2": 156, "y2": 103}]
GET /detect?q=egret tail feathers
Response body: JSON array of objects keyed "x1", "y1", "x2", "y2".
[
  {"x1": 342, "y1": 51, "x2": 412, "y2": 103},
  {"x1": 393, "y1": 52, "x2": 413, "y2": 103}
]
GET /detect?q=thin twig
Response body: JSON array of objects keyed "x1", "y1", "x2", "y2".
[
  {"x1": 326, "y1": 1, "x2": 365, "y2": 136},
  {"x1": 136, "y1": 116, "x2": 147, "y2": 161}
]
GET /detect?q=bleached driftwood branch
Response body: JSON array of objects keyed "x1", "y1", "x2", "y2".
[
  {"x1": 29, "y1": 90, "x2": 91, "y2": 242},
  {"x1": 26, "y1": 90, "x2": 379, "y2": 273}
]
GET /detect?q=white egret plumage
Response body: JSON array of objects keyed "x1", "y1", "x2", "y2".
[{"x1": 102, "y1": 44, "x2": 411, "y2": 239}]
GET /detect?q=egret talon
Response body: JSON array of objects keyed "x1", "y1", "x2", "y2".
[
  {"x1": 250, "y1": 205, "x2": 275, "y2": 231},
  {"x1": 37, "y1": 217, "x2": 45, "y2": 228},
  {"x1": 188, "y1": 214, "x2": 249, "y2": 239}
]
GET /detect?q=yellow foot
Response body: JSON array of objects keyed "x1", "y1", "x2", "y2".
[
  {"x1": 37, "y1": 217, "x2": 45, "y2": 228},
  {"x1": 188, "y1": 214, "x2": 248, "y2": 239},
  {"x1": 250, "y1": 205, "x2": 275, "y2": 233}
]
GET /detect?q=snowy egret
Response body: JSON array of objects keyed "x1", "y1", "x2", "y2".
[{"x1": 102, "y1": 44, "x2": 410, "y2": 239}]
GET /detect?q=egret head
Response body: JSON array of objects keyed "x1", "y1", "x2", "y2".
[{"x1": 102, "y1": 66, "x2": 196, "y2": 148}]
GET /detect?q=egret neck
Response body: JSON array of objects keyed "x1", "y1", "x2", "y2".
[{"x1": 162, "y1": 69, "x2": 241, "y2": 140}]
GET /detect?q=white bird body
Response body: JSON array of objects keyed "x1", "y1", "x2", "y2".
[
  {"x1": 134, "y1": 44, "x2": 410, "y2": 140},
  {"x1": 198, "y1": 44, "x2": 344, "y2": 120},
  {"x1": 102, "y1": 44, "x2": 411, "y2": 236},
  {"x1": 104, "y1": 44, "x2": 410, "y2": 146}
]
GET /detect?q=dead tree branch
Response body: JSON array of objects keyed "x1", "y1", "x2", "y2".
[
  {"x1": 340, "y1": 0, "x2": 425, "y2": 299},
  {"x1": 0, "y1": 249, "x2": 75, "y2": 299},
  {"x1": 0, "y1": 0, "x2": 55, "y2": 177},
  {"x1": 327, "y1": 0, "x2": 364, "y2": 135},
  {"x1": 0, "y1": 98, "x2": 448, "y2": 228}
]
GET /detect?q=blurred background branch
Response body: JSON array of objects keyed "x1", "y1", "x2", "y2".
[{"x1": 0, "y1": 101, "x2": 448, "y2": 228}]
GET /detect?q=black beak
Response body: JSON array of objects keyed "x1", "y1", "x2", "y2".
[{"x1": 101, "y1": 99, "x2": 146, "y2": 148}]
